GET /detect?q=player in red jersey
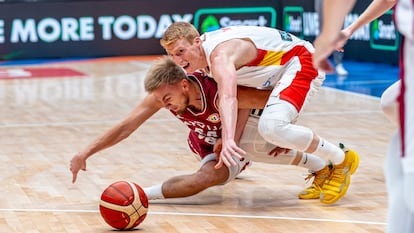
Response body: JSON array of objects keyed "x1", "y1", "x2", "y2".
[{"x1": 70, "y1": 57, "x2": 333, "y2": 201}]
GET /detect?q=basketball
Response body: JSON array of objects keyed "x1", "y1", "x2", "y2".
[{"x1": 99, "y1": 181, "x2": 149, "y2": 230}]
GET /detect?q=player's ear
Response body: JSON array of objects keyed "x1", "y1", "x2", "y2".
[
  {"x1": 193, "y1": 36, "x2": 201, "y2": 46},
  {"x1": 180, "y1": 79, "x2": 190, "y2": 90}
]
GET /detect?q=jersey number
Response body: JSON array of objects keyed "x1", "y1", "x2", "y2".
[{"x1": 195, "y1": 128, "x2": 218, "y2": 145}]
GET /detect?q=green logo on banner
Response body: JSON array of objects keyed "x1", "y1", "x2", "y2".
[
  {"x1": 370, "y1": 10, "x2": 399, "y2": 51},
  {"x1": 194, "y1": 7, "x2": 276, "y2": 33},
  {"x1": 283, "y1": 6, "x2": 303, "y2": 39},
  {"x1": 201, "y1": 15, "x2": 220, "y2": 33}
]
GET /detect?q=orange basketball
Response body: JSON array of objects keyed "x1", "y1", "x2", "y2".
[{"x1": 99, "y1": 181, "x2": 148, "y2": 230}]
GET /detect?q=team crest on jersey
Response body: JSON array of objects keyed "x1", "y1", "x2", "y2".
[
  {"x1": 207, "y1": 113, "x2": 220, "y2": 123},
  {"x1": 278, "y1": 30, "x2": 293, "y2": 41}
]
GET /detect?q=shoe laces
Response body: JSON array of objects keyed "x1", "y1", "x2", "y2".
[
  {"x1": 326, "y1": 166, "x2": 349, "y2": 184},
  {"x1": 302, "y1": 174, "x2": 323, "y2": 193},
  {"x1": 305, "y1": 162, "x2": 333, "y2": 185}
]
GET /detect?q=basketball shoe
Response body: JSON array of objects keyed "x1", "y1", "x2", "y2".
[
  {"x1": 298, "y1": 162, "x2": 333, "y2": 199},
  {"x1": 335, "y1": 63, "x2": 348, "y2": 76},
  {"x1": 320, "y1": 143, "x2": 359, "y2": 204}
]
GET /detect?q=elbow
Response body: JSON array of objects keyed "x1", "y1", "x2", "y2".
[{"x1": 117, "y1": 124, "x2": 136, "y2": 140}]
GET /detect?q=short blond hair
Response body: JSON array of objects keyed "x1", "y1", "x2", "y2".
[
  {"x1": 144, "y1": 56, "x2": 188, "y2": 92},
  {"x1": 160, "y1": 22, "x2": 200, "y2": 48}
]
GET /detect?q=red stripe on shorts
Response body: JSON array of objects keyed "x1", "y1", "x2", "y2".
[{"x1": 279, "y1": 46, "x2": 319, "y2": 112}]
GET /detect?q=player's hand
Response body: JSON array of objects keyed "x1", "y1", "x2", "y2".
[
  {"x1": 313, "y1": 33, "x2": 348, "y2": 73},
  {"x1": 213, "y1": 138, "x2": 223, "y2": 160},
  {"x1": 215, "y1": 139, "x2": 246, "y2": 169},
  {"x1": 335, "y1": 29, "x2": 352, "y2": 52},
  {"x1": 70, "y1": 153, "x2": 87, "y2": 183},
  {"x1": 268, "y1": 146, "x2": 291, "y2": 157}
]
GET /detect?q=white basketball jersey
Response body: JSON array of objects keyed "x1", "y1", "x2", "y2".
[{"x1": 200, "y1": 26, "x2": 315, "y2": 89}]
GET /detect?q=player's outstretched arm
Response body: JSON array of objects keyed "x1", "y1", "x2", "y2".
[
  {"x1": 337, "y1": 0, "x2": 396, "y2": 52},
  {"x1": 211, "y1": 54, "x2": 243, "y2": 168},
  {"x1": 70, "y1": 94, "x2": 162, "y2": 183},
  {"x1": 313, "y1": 0, "x2": 356, "y2": 70},
  {"x1": 211, "y1": 40, "x2": 257, "y2": 169}
]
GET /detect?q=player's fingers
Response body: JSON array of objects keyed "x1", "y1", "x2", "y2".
[
  {"x1": 222, "y1": 149, "x2": 237, "y2": 167},
  {"x1": 72, "y1": 172, "x2": 78, "y2": 183},
  {"x1": 235, "y1": 147, "x2": 246, "y2": 156},
  {"x1": 222, "y1": 154, "x2": 232, "y2": 167},
  {"x1": 232, "y1": 146, "x2": 246, "y2": 161},
  {"x1": 229, "y1": 155, "x2": 238, "y2": 166},
  {"x1": 214, "y1": 158, "x2": 224, "y2": 169},
  {"x1": 319, "y1": 59, "x2": 335, "y2": 74},
  {"x1": 223, "y1": 148, "x2": 239, "y2": 166},
  {"x1": 213, "y1": 142, "x2": 222, "y2": 159},
  {"x1": 229, "y1": 151, "x2": 242, "y2": 161},
  {"x1": 268, "y1": 147, "x2": 279, "y2": 156}
]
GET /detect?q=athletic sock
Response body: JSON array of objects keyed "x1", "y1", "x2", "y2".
[
  {"x1": 296, "y1": 152, "x2": 326, "y2": 172},
  {"x1": 143, "y1": 184, "x2": 164, "y2": 200},
  {"x1": 313, "y1": 138, "x2": 345, "y2": 165}
]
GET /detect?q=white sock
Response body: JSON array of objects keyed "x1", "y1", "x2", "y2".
[
  {"x1": 143, "y1": 184, "x2": 164, "y2": 200},
  {"x1": 313, "y1": 138, "x2": 345, "y2": 165},
  {"x1": 297, "y1": 152, "x2": 326, "y2": 172}
]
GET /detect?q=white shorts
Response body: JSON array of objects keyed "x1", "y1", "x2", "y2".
[{"x1": 239, "y1": 115, "x2": 297, "y2": 165}]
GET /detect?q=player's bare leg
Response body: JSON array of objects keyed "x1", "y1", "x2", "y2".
[
  {"x1": 144, "y1": 154, "x2": 250, "y2": 200},
  {"x1": 144, "y1": 160, "x2": 229, "y2": 199}
]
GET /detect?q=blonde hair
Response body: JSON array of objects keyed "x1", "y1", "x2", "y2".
[
  {"x1": 160, "y1": 22, "x2": 200, "y2": 48},
  {"x1": 144, "y1": 56, "x2": 188, "y2": 92}
]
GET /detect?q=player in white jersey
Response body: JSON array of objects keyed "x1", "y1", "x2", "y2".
[
  {"x1": 161, "y1": 22, "x2": 360, "y2": 204},
  {"x1": 315, "y1": 0, "x2": 414, "y2": 231}
]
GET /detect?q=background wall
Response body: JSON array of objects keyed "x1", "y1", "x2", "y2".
[{"x1": 0, "y1": 0, "x2": 399, "y2": 65}]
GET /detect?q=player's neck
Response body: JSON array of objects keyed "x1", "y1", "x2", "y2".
[{"x1": 187, "y1": 80, "x2": 203, "y2": 111}]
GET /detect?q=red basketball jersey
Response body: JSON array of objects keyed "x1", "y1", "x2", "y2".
[{"x1": 170, "y1": 72, "x2": 221, "y2": 159}]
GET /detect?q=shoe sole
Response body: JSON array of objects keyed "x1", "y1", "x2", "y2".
[
  {"x1": 298, "y1": 191, "x2": 321, "y2": 199},
  {"x1": 298, "y1": 195, "x2": 320, "y2": 200}
]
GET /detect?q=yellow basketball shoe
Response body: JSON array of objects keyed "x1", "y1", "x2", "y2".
[
  {"x1": 298, "y1": 162, "x2": 333, "y2": 199},
  {"x1": 320, "y1": 143, "x2": 360, "y2": 204}
]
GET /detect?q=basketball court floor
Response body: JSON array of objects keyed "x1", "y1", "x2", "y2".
[{"x1": 0, "y1": 56, "x2": 398, "y2": 232}]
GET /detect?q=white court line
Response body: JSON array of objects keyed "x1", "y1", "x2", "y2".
[{"x1": 0, "y1": 208, "x2": 385, "y2": 226}]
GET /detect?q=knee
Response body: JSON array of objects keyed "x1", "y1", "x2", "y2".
[
  {"x1": 257, "y1": 118, "x2": 288, "y2": 143},
  {"x1": 195, "y1": 163, "x2": 228, "y2": 188},
  {"x1": 380, "y1": 81, "x2": 400, "y2": 124}
]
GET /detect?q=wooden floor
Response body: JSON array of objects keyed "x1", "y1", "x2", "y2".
[{"x1": 0, "y1": 57, "x2": 394, "y2": 233}]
